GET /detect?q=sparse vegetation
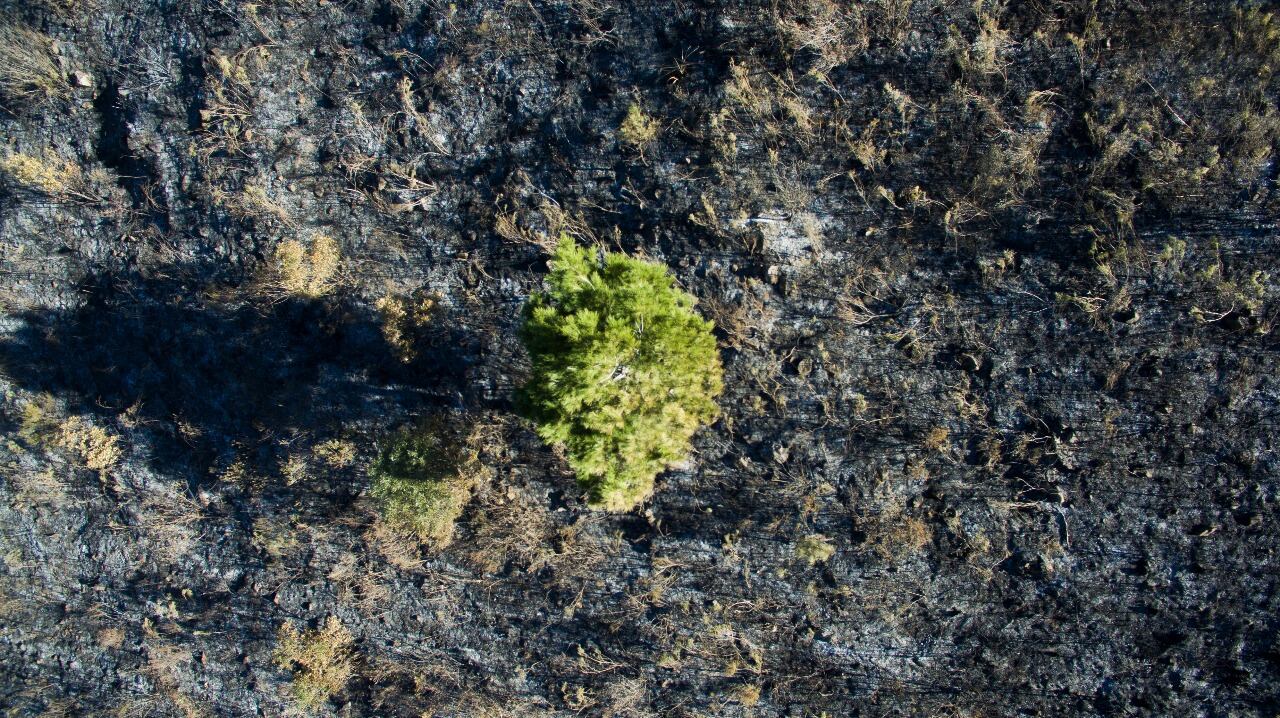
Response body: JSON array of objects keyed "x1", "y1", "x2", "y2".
[
  {"x1": 17, "y1": 394, "x2": 60, "y2": 446},
  {"x1": 369, "y1": 419, "x2": 486, "y2": 547},
  {"x1": 270, "y1": 235, "x2": 340, "y2": 298},
  {"x1": 519, "y1": 236, "x2": 723, "y2": 511},
  {"x1": 313, "y1": 438, "x2": 357, "y2": 469},
  {"x1": 252, "y1": 516, "x2": 298, "y2": 562},
  {"x1": 795, "y1": 533, "x2": 835, "y2": 565},
  {"x1": 56, "y1": 416, "x2": 122, "y2": 471},
  {"x1": 376, "y1": 290, "x2": 436, "y2": 362},
  {"x1": 867, "y1": 511, "x2": 932, "y2": 562},
  {"x1": 215, "y1": 184, "x2": 294, "y2": 226},
  {"x1": 618, "y1": 103, "x2": 659, "y2": 148},
  {"x1": 0, "y1": 152, "x2": 104, "y2": 203},
  {"x1": 273, "y1": 617, "x2": 355, "y2": 712},
  {"x1": 15, "y1": 396, "x2": 122, "y2": 471},
  {"x1": 0, "y1": 26, "x2": 70, "y2": 105}
]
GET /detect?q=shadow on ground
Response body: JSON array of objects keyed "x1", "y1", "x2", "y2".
[{"x1": 0, "y1": 265, "x2": 473, "y2": 487}]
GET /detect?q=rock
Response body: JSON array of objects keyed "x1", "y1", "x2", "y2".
[{"x1": 771, "y1": 442, "x2": 790, "y2": 464}]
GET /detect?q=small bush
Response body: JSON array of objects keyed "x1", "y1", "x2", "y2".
[
  {"x1": 795, "y1": 534, "x2": 835, "y2": 565},
  {"x1": 57, "y1": 416, "x2": 122, "y2": 471},
  {"x1": 369, "y1": 420, "x2": 477, "y2": 546},
  {"x1": 273, "y1": 617, "x2": 354, "y2": 712},
  {"x1": 314, "y1": 438, "x2": 357, "y2": 469},
  {"x1": 216, "y1": 184, "x2": 294, "y2": 225},
  {"x1": 376, "y1": 290, "x2": 436, "y2": 362},
  {"x1": 272, "y1": 235, "x2": 340, "y2": 298},
  {"x1": 0, "y1": 153, "x2": 76, "y2": 195},
  {"x1": 871, "y1": 515, "x2": 931, "y2": 561},
  {"x1": 618, "y1": 103, "x2": 659, "y2": 148},
  {"x1": 19, "y1": 398, "x2": 122, "y2": 471},
  {"x1": 17, "y1": 394, "x2": 59, "y2": 445},
  {"x1": 519, "y1": 236, "x2": 723, "y2": 511},
  {"x1": 252, "y1": 516, "x2": 298, "y2": 562}
]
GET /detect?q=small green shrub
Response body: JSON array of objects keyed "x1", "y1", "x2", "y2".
[
  {"x1": 273, "y1": 617, "x2": 354, "y2": 712},
  {"x1": 618, "y1": 103, "x2": 659, "y2": 148},
  {"x1": 313, "y1": 438, "x2": 357, "y2": 468},
  {"x1": 795, "y1": 534, "x2": 835, "y2": 565},
  {"x1": 369, "y1": 420, "x2": 473, "y2": 546},
  {"x1": 17, "y1": 393, "x2": 59, "y2": 445},
  {"x1": 519, "y1": 236, "x2": 723, "y2": 511}
]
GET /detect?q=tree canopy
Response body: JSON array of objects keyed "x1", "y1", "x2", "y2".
[{"x1": 519, "y1": 236, "x2": 723, "y2": 511}]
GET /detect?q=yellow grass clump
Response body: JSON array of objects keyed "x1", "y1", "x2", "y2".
[{"x1": 273, "y1": 234, "x2": 340, "y2": 298}]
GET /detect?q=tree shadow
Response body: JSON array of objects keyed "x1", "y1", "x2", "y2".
[{"x1": 0, "y1": 265, "x2": 474, "y2": 490}]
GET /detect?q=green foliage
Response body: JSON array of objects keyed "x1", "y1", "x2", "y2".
[
  {"x1": 519, "y1": 236, "x2": 723, "y2": 511},
  {"x1": 618, "y1": 103, "x2": 659, "y2": 148},
  {"x1": 795, "y1": 534, "x2": 835, "y2": 565},
  {"x1": 369, "y1": 420, "x2": 472, "y2": 546},
  {"x1": 273, "y1": 617, "x2": 354, "y2": 712}
]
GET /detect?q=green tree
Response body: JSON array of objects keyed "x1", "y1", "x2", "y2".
[{"x1": 519, "y1": 236, "x2": 723, "y2": 511}]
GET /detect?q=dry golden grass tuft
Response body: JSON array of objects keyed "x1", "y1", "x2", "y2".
[
  {"x1": 417, "y1": 692, "x2": 560, "y2": 718},
  {"x1": 135, "y1": 490, "x2": 204, "y2": 565},
  {"x1": 775, "y1": 0, "x2": 869, "y2": 73},
  {"x1": 144, "y1": 643, "x2": 207, "y2": 718},
  {"x1": 14, "y1": 394, "x2": 120, "y2": 473},
  {"x1": 97, "y1": 626, "x2": 126, "y2": 650},
  {"x1": 0, "y1": 153, "x2": 78, "y2": 195},
  {"x1": 279, "y1": 452, "x2": 310, "y2": 486},
  {"x1": 11, "y1": 468, "x2": 68, "y2": 506},
  {"x1": 273, "y1": 617, "x2": 356, "y2": 712},
  {"x1": 466, "y1": 495, "x2": 558, "y2": 574},
  {"x1": 252, "y1": 515, "x2": 299, "y2": 562},
  {"x1": 733, "y1": 682, "x2": 762, "y2": 707},
  {"x1": 467, "y1": 499, "x2": 614, "y2": 585},
  {"x1": 494, "y1": 195, "x2": 594, "y2": 253},
  {"x1": 376, "y1": 290, "x2": 436, "y2": 362},
  {"x1": 866, "y1": 510, "x2": 932, "y2": 561},
  {"x1": 328, "y1": 554, "x2": 392, "y2": 613},
  {"x1": 214, "y1": 184, "x2": 293, "y2": 226},
  {"x1": 0, "y1": 152, "x2": 106, "y2": 203},
  {"x1": 217, "y1": 455, "x2": 267, "y2": 493},
  {"x1": 195, "y1": 47, "x2": 265, "y2": 160},
  {"x1": 945, "y1": 13, "x2": 1012, "y2": 78},
  {"x1": 0, "y1": 26, "x2": 69, "y2": 105},
  {"x1": 724, "y1": 60, "x2": 775, "y2": 119},
  {"x1": 922, "y1": 426, "x2": 951, "y2": 454},
  {"x1": 270, "y1": 234, "x2": 341, "y2": 298},
  {"x1": 56, "y1": 416, "x2": 122, "y2": 471},
  {"x1": 366, "y1": 515, "x2": 426, "y2": 572}
]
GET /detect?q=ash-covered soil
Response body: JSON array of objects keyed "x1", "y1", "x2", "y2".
[{"x1": 1, "y1": 0, "x2": 1278, "y2": 716}]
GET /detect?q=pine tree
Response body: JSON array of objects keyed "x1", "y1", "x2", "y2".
[{"x1": 519, "y1": 236, "x2": 723, "y2": 511}]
